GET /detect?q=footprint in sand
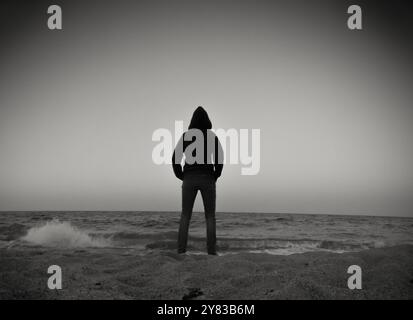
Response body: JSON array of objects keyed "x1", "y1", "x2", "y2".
[{"x1": 182, "y1": 287, "x2": 203, "y2": 300}]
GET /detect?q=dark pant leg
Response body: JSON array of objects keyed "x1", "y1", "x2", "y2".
[
  {"x1": 200, "y1": 178, "x2": 216, "y2": 254},
  {"x1": 178, "y1": 179, "x2": 198, "y2": 253}
]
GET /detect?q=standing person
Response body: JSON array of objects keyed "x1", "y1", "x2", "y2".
[{"x1": 172, "y1": 106, "x2": 224, "y2": 255}]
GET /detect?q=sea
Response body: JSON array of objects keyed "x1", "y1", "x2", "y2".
[{"x1": 0, "y1": 211, "x2": 412, "y2": 255}]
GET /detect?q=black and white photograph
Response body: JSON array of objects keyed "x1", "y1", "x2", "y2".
[{"x1": 0, "y1": 0, "x2": 412, "y2": 306}]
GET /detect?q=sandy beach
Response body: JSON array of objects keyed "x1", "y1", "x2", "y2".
[{"x1": 1, "y1": 245, "x2": 412, "y2": 300}]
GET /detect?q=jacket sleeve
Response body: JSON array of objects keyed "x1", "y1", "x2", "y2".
[
  {"x1": 214, "y1": 135, "x2": 224, "y2": 180},
  {"x1": 172, "y1": 134, "x2": 184, "y2": 180}
]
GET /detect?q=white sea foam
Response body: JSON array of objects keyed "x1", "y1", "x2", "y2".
[{"x1": 21, "y1": 219, "x2": 109, "y2": 248}]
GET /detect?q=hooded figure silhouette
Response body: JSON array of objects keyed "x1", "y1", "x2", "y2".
[
  {"x1": 188, "y1": 106, "x2": 212, "y2": 130},
  {"x1": 172, "y1": 106, "x2": 224, "y2": 255}
]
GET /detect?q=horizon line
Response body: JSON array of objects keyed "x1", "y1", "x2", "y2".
[{"x1": 0, "y1": 210, "x2": 411, "y2": 219}]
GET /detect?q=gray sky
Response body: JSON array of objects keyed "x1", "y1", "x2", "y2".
[{"x1": 0, "y1": 0, "x2": 412, "y2": 216}]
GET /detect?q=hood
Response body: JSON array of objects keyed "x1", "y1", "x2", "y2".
[{"x1": 188, "y1": 106, "x2": 212, "y2": 130}]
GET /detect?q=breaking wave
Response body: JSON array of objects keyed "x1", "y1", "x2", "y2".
[
  {"x1": 21, "y1": 220, "x2": 110, "y2": 248},
  {"x1": 15, "y1": 221, "x2": 394, "y2": 253}
]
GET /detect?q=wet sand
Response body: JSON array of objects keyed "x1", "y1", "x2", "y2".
[{"x1": 0, "y1": 245, "x2": 412, "y2": 299}]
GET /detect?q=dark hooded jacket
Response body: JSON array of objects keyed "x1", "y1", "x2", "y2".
[{"x1": 172, "y1": 107, "x2": 224, "y2": 180}]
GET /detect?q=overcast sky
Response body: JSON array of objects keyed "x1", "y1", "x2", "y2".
[{"x1": 0, "y1": 0, "x2": 412, "y2": 216}]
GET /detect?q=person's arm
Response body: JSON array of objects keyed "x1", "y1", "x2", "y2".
[
  {"x1": 172, "y1": 134, "x2": 184, "y2": 180},
  {"x1": 214, "y1": 135, "x2": 224, "y2": 180}
]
